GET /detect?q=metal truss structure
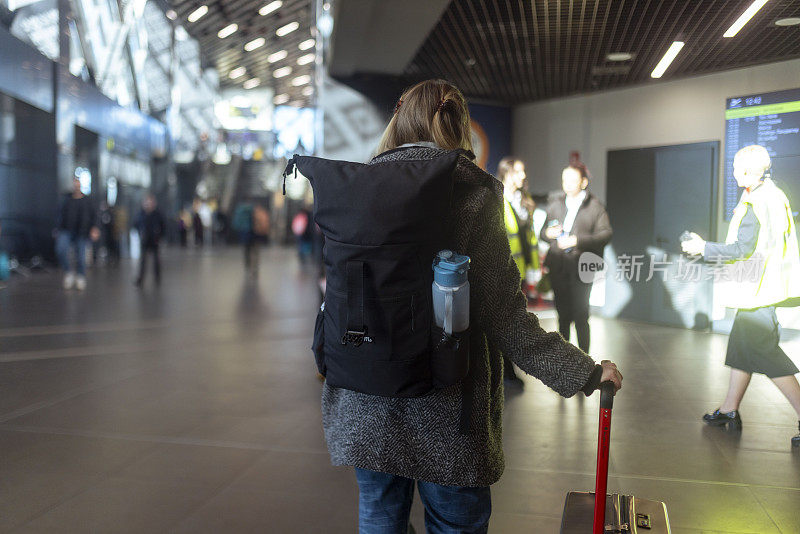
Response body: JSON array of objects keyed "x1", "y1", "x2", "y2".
[{"x1": 1, "y1": 0, "x2": 219, "y2": 156}]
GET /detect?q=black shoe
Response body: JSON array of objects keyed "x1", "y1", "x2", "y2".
[
  {"x1": 703, "y1": 408, "x2": 742, "y2": 430},
  {"x1": 134, "y1": 278, "x2": 143, "y2": 288},
  {"x1": 792, "y1": 421, "x2": 800, "y2": 449}
]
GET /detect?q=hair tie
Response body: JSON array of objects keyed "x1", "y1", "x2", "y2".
[
  {"x1": 436, "y1": 99, "x2": 446, "y2": 113},
  {"x1": 394, "y1": 99, "x2": 403, "y2": 114}
]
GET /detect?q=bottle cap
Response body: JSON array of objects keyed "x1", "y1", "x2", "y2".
[{"x1": 433, "y1": 250, "x2": 470, "y2": 287}]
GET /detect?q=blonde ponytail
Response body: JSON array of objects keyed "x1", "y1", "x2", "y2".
[{"x1": 376, "y1": 80, "x2": 473, "y2": 156}]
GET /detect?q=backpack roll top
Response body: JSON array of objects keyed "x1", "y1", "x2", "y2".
[
  {"x1": 291, "y1": 151, "x2": 463, "y2": 398},
  {"x1": 295, "y1": 154, "x2": 459, "y2": 245}
]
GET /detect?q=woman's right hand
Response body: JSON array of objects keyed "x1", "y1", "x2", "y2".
[
  {"x1": 681, "y1": 232, "x2": 706, "y2": 256},
  {"x1": 545, "y1": 225, "x2": 563, "y2": 240},
  {"x1": 600, "y1": 360, "x2": 623, "y2": 391}
]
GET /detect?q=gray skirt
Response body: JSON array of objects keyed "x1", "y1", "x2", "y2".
[{"x1": 726, "y1": 306, "x2": 799, "y2": 378}]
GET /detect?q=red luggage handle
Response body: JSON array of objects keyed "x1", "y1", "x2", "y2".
[{"x1": 593, "y1": 381, "x2": 616, "y2": 534}]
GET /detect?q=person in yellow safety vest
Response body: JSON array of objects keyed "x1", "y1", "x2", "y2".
[
  {"x1": 682, "y1": 144, "x2": 800, "y2": 448},
  {"x1": 499, "y1": 158, "x2": 540, "y2": 281},
  {"x1": 498, "y1": 157, "x2": 539, "y2": 387}
]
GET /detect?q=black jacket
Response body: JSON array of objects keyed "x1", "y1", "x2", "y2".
[
  {"x1": 57, "y1": 194, "x2": 96, "y2": 237},
  {"x1": 704, "y1": 205, "x2": 759, "y2": 261},
  {"x1": 540, "y1": 191, "x2": 613, "y2": 274},
  {"x1": 135, "y1": 209, "x2": 166, "y2": 246}
]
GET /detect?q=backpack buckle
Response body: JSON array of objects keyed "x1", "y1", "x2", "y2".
[{"x1": 341, "y1": 328, "x2": 373, "y2": 347}]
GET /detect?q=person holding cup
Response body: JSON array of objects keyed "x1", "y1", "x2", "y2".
[{"x1": 540, "y1": 162, "x2": 612, "y2": 352}]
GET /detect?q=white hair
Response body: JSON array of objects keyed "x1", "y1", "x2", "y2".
[{"x1": 734, "y1": 144, "x2": 771, "y2": 176}]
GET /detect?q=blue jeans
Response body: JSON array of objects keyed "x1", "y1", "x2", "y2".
[
  {"x1": 56, "y1": 231, "x2": 88, "y2": 276},
  {"x1": 355, "y1": 468, "x2": 491, "y2": 534}
]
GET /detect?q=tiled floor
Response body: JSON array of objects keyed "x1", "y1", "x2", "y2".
[{"x1": 1, "y1": 247, "x2": 799, "y2": 533}]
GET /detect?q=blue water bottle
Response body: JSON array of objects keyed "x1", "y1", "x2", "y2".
[{"x1": 432, "y1": 251, "x2": 470, "y2": 335}]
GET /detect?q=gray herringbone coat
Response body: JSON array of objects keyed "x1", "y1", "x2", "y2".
[{"x1": 321, "y1": 145, "x2": 596, "y2": 487}]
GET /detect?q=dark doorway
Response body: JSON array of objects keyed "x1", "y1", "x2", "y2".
[
  {"x1": 604, "y1": 141, "x2": 718, "y2": 329},
  {"x1": 0, "y1": 94, "x2": 57, "y2": 261}
]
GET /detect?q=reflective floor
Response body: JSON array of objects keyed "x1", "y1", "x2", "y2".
[{"x1": 1, "y1": 247, "x2": 799, "y2": 533}]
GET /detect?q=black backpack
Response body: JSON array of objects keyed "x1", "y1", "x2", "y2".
[{"x1": 284, "y1": 149, "x2": 472, "y2": 400}]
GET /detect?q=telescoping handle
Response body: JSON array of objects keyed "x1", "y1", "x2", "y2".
[{"x1": 593, "y1": 381, "x2": 616, "y2": 534}]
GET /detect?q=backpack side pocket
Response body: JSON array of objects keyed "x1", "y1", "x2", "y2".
[{"x1": 430, "y1": 326, "x2": 470, "y2": 388}]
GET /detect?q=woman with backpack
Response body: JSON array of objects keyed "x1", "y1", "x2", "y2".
[{"x1": 315, "y1": 79, "x2": 623, "y2": 533}]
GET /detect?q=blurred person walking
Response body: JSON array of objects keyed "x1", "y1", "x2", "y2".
[
  {"x1": 540, "y1": 158, "x2": 612, "y2": 353},
  {"x1": 253, "y1": 205, "x2": 270, "y2": 242},
  {"x1": 178, "y1": 208, "x2": 191, "y2": 248},
  {"x1": 292, "y1": 207, "x2": 314, "y2": 262},
  {"x1": 498, "y1": 157, "x2": 540, "y2": 386},
  {"x1": 682, "y1": 144, "x2": 800, "y2": 447},
  {"x1": 308, "y1": 79, "x2": 623, "y2": 534},
  {"x1": 0, "y1": 221, "x2": 8, "y2": 283},
  {"x1": 99, "y1": 201, "x2": 120, "y2": 265},
  {"x1": 232, "y1": 203, "x2": 270, "y2": 278},
  {"x1": 115, "y1": 205, "x2": 130, "y2": 258},
  {"x1": 56, "y1": 177, "x2": 100, "y2": 290},
  {"x1": 192, "y1": 200, "x2": 204, "y2": 247},
  {"x1": 134, "y1": 193, "x2": 165, "y2": 288}
]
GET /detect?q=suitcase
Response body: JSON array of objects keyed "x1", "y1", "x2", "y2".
[{"x1": 560, "y1": 382, "x2": 671, "y2": 533}]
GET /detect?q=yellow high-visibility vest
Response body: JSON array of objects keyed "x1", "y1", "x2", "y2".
[
  {"x1": 720, "y1": 178, "x2": 800, "y2": 309},
  {"x1": 504, "y1": 198, "x2": 539, "y2": 278}
]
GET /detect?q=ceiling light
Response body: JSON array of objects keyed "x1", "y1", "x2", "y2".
[
  {"x1": 775, "y1": 17, "x2": 800, "y2": 26},
  {"x1": 187, "y1": 5, "x2": 208, "y2": 23},
  {"x1": 299, "y1": 39, "x2": 315, "y2": 50},
  {"x1": 245, "y1": 37, "x2": 266, "y2": 51},
  {"x1": 274, "y1": 93, "x2": 290, "y2": 104},
  {"x1": 276, "y1": 21, "x2": 299, "y2": 37},
  {"x1": 259, "y1": 1, "x2": 282, "y2": 16},
  {"x1": 292, "y1": 74, "x2": 311, "y2": 86},
  {"x1": 273, "y1": 66, "x2": 292, "y2": 78},
  {"x1": 724, "y1": 0, "x2": 770, "y2": 38},
  {"x1": 267, "y1": 50, "x2": 288, "y2": 63},
  {"x1": 166, "y1": 9, "x2": 177, "y2": 20},
  {"x1": 606, "y1": 52, "x2": 633, "y2": 62},
  {"x1": 218, "y1": 23, "x2": 238, "y2": 39},
  {"x1": 301, "y1": 86, "x2": 313, "y2": 96},
  {"x1": 229, "y1": 66, "x2": 247, "y2": 79},
  {"x1": 651, "y1": 41, "x2": 684, "y2": 78},
  {"x1": 317, "y1": 12, "x2": 333, "y2": 38},
  {"x1": 297, "y1": 53, "x2": 315, "y2": 65},
  {"x1": 243, "y1": 78, "x2": 261, "y2": 90}
]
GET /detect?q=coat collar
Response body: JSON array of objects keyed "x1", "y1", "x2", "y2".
[
  {"x1": 553, "y1": 190, "x2": 593, "y2": 207},
  {"x1": 371, "y1": 145, "x2": 502, "y2": 199}
]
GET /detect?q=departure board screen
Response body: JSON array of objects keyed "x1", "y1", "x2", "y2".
[{"x1": 724, "y1": 88, "x2": 800, "y2": 219}]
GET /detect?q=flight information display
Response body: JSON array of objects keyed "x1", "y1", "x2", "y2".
[{"x1": 724, "y1": 87, "x2": 800, "y2": 219}]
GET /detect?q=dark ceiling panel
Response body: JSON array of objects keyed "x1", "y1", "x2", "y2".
[
  {"x1": 168, "y1": 0, "x2": 316, "y2": 106},
  {"x1": 407, "y1": 0, "x2": 800, "y2": 105}
]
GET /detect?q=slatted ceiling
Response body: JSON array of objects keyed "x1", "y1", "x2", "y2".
[
  {"x1": 168, "y1": 0, "x2": 315, "y2": 104},
  {"x1": 409, "y1": 0, "x2": 800, "y2": 105}
]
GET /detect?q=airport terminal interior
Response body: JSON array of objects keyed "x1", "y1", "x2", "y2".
[{"x1": 1, "y1": 0, "x2": 800, "y2": 532}]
